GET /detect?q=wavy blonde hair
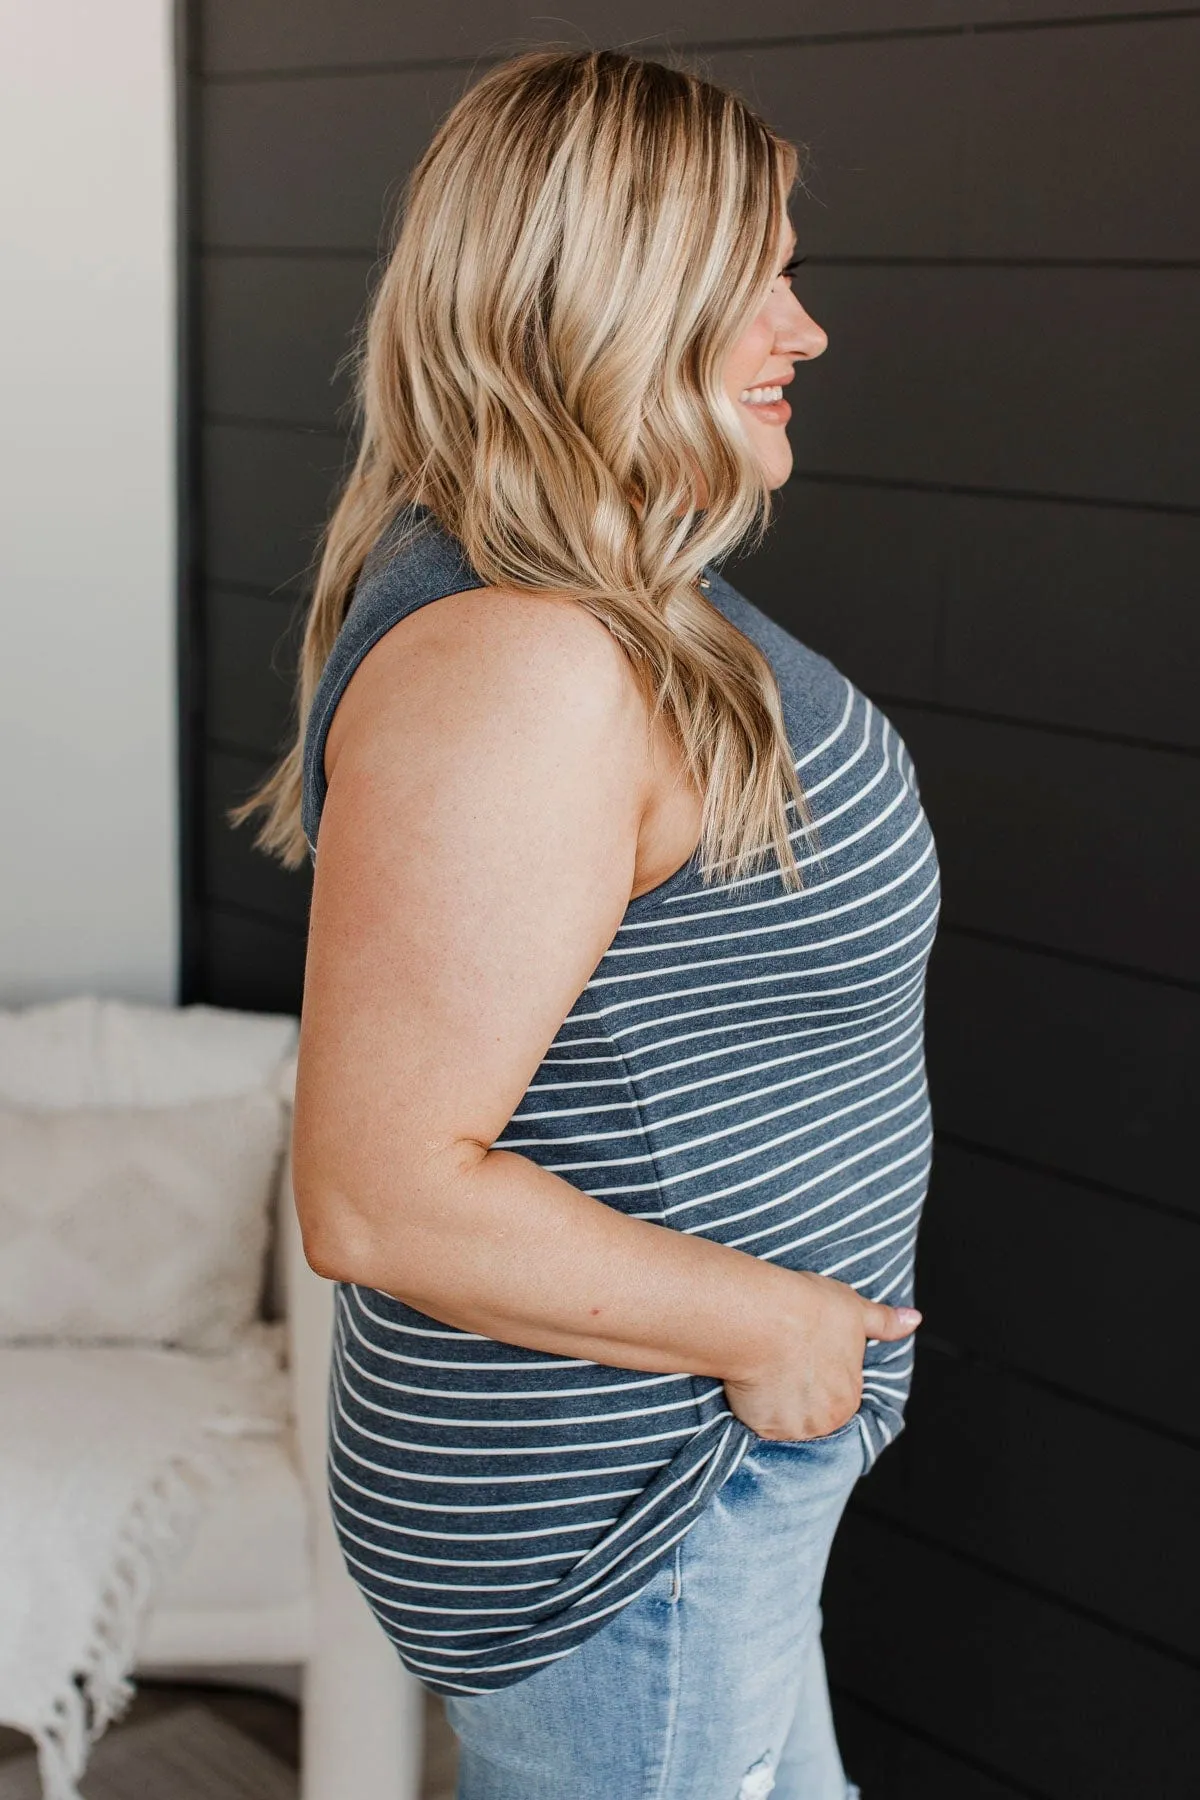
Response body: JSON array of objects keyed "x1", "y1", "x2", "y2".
[{"x1": 233, "y1": 46, "x2": 819, "y2": 889}]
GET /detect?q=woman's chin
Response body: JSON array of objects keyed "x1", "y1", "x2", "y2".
[
  {"x1": 742, "y1": 418, "x2": 794, "y2": 490},
  {"x1": 760, "y1": 442, "x2": 794, "y2": 490}
]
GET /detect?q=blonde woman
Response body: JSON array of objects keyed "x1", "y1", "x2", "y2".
[{"x1": 238, "y1": 47, "x2": 939, "y2": 1800}]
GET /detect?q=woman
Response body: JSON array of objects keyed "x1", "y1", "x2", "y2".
[{"x1": 238, "y1": 47, "x2": 939, "y2": 1800}]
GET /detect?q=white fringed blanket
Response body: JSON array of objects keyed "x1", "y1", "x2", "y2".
[{"x1": 0, "y1": 1324, "x2": 290, "y2": 1800}]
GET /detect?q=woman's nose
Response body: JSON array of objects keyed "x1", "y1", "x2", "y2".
[{"x1": 784, "y1": 303, "x2": 828, "y2": 362}]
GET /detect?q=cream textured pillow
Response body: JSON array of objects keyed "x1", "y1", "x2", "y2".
[{"x1": 0, "y1": 1088, "x2": 286, "y2": 1351}]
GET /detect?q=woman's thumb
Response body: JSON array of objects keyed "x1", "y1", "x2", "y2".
[{"x1": 862, "y1": 1301, "x2": 922, "y2": 1341}]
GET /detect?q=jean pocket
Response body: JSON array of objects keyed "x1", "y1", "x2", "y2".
[{"x1": 748, "y1": 1411, "x2": 862, "y2": 1450}]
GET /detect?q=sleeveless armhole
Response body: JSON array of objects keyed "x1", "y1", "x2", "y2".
[
  {"x1": 299, "y1": 509, "x2": 722, "y2": 876},
  {"x1": 299, "y1": 514, "x2": 486, "y2": 863}
]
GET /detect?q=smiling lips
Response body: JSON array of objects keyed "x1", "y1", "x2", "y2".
[{"x1": 738, "y1": 382, "x2": 792, "y2": 425}]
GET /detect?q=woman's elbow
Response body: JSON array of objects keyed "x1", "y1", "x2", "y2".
[
  {"x1": 292, "y1": 1172, "x2": 380, "y2": 1285},
  {"x1": 290, "y1": 1132, "x2": 481, "y2": 1287}
]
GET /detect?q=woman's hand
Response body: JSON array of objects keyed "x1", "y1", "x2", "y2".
[{"x1": 722, "y1": 1268, "x2": 922, "y2": 1441}]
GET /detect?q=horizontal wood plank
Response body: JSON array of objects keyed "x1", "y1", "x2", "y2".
[
  {"x1": 823, "y1": 1511, "x2": 1199, "y2": 1796},
  {"x1": 723, "y1": 481, "x2": 945, "y2": 705},
  {"x1": 204, "y1": 747, "x2": 313, "y2": 931},
  {"x1": 199, "y1": 3, "x2": 1200, "y2": 76},
  {"x1": 206, "y1": 586, "x2": 304, "y2": 759},
  {"x1": 734, "y1": 482, "x2": 1200, "y2": 751},
  {"x1": 200, "y1": 68, "x2": 470, "y2": 250},
  {"x1": 202, "y1": 253, "x2": 373, "y2": 427},
  {"x1": 710, "y1": 16, "x2": 1200, "y2": 261},
  {"x1": 203, "y1": 421, "x2": 348, "y2": 592},
  {"x1": 936, "y1": 494, "x2": 1200, "y2": 749},
  {"x1": 792, "y1": 264, "x2": 1200, "y2": 509},
  {"x1": 957, "y1": 16, "x2": 1200, "y2": 261},
  {"x1": 831, "y1": 1690, "x2": 1037, "y2": 1800},
  {"x1": 925, "y1": 934, "x2": 1200, "y2": 1212},
  {"x1": 886, "y1": 704, "x2": 1200, "y2": 981},
  {"x1": 708, "y1": 34, "x2": 968, "y2": 260},
  {"x1": 203, "y1": 904, "x2": 306, "y2": 1015},
  {"x1": 199, "y1": 20, "x2": 1200, "y2": 263},
  {"x1": 918, "y1": 1142, "x2": 1198, "y2": 1435},
  {"x1": 860, "y1": 1346, "x2": 1200, "y2": 1656}
]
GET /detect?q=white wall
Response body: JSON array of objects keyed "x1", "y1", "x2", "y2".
[{"x1": 0, "y1": 0, "x2": 177, "y2": 1005}]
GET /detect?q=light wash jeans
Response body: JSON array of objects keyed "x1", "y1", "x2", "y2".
[{"x1": 444, "y1": 1415, "x2": 866, "y2": 1800}]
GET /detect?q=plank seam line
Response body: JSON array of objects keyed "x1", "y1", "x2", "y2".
[
  {"x1": 912, "y1": 1337, "x2": 1200, "y2": 1453},
  {"x1": 791, "y1": 469, "x2": 1200, "y2": 519},
  {"x1": 849, "y1": 1504, "x2": 1200, "y2": 1673},
  {"x1": 828, "y1": 1682, "x2": 1053, "y2": 1800},
  {"x1": 205, "y1": 411, "x2": 348, "y2": 439},
  {"x1": 199, "y1": 247, "x2": 1200, "y2": 272},
  {"x1": 206, "y1": 897, "x2": 310, "y2": 939},
  {"x1": 933, "y1": 1130, "x2": 1199, "y2": 1226},
  {"x1": 937, "y1": 920, "x2": 1200, "y2": 991},
  {"x1": 868, "y1": 693, "x2": 1200, "y2": 762},
  {"x1": 198, "y1": 9, "x2": 1200, "y2": 84}
]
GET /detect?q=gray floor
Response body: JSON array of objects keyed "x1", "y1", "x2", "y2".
[{"x1": 0, "y1": 1682, "x2": 460, "y2": 1800}]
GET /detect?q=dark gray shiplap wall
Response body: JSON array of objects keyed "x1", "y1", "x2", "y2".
[{"x1": 183, "y1": 5, "x2": 1200, "y2": 1792}]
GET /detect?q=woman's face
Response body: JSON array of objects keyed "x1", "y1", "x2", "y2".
[{"x1": 723, "y1": 217, "x2": 828, "y2": 490}]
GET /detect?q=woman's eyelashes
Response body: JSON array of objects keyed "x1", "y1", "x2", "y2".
[{"x1": 779, "y1": 254, "x2": 808, "y2": 282}]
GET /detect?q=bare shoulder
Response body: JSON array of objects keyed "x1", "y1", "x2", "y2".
[
  {"x1": 324, "y1": 584, "x2": 650, "y2": 791},
  {"x1": 298, "y1": 588, "x2": 662, "y2": 1239}
]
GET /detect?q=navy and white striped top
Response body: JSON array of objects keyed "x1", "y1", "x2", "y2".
[{"x1": 301, "y1": 507, "x2": 941, "y2": 1696}]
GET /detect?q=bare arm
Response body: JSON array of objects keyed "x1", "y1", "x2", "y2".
[{"x1": 292, "y1": 586, "x2": 918, "y2": 1439}]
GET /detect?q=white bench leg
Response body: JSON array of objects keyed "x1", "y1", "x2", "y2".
[
  {"x1": 300, "y1": 1499, "x2": 424, "y2": 1800},
  {"x1": 283, "y1": 1160, "x2": 425, "y2": 1800}
]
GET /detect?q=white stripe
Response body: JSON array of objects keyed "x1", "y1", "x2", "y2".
[
  {"x1": 730, "y1": 1157, "x2": 931, "y2": 1255},
  {"x1": 588, "y1": 872, "x2": 940, "y2": 990},
  {"x1": 521, "y1": 986, "x2": 924, "y2": 1093},
  {"x1": 558, "y1": 969, "x2": 928, "y2": 1065},
  {"x1": 341, "y1": 1293, "x2": 694, "y2": 1401},
  {"x1": 534, "y1": 1049, "x2": 929, "y2": 1184},
  {"x1": 509, "y1": 998, "x2": 926, "y2": 1129},
  {"x1": 607, "y1": 831, "x2": 934, "y2": 963},
  {"x1": 330, "y1": 1369, "x2": 707, "y2": 1460}
]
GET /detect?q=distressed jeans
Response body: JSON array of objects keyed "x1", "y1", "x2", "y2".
[{"x1": 444, "y1": 1416, "x2": 866, "y2": 1799}]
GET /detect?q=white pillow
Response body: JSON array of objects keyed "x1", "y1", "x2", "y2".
[
  {"x1": 0, "y1": 995, "x2": 298, "y2": 1109},
  {"x1": 0, "y1": 1088, "x2": 286, "y2": 1351}
]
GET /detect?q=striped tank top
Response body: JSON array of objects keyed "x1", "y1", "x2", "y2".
[{"x1": 301, "y1": 506, "x2": 941, "y2": 1696}]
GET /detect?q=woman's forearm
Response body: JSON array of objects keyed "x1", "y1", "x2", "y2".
[{"x1": 306, "y1": 1143, "x2": 804, "y2": 1384}]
